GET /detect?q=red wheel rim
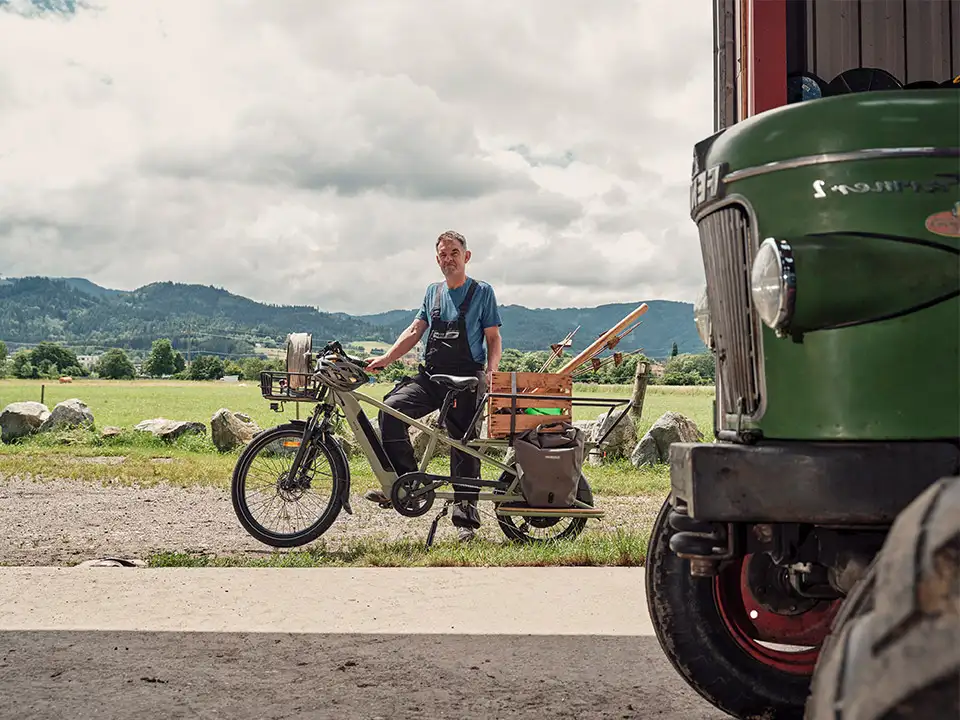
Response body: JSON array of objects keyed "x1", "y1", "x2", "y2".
[{"x1": 713, "y1": 554, "x2": 841, "y2": 675}]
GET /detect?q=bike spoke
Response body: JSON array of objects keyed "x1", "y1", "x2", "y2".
[{"x1": 239, "y1": 433, "x2": 338, "y2": 538}]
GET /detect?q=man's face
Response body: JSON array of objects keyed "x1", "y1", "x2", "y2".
[{"x1": 436, "y1": 238, "x2": 470, "y2": 277}]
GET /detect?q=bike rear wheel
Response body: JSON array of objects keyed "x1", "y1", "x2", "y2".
[
  {"x1": 231, "y1": 423, "x2": 346, "y2": 548},
  {"x1": 496, "y1": 473, "x2": 594, "y2": 543}
]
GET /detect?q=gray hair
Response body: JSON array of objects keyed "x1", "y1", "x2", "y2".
[{"x1": 436, "y1": 230, "x2": 467, "y2": 250}]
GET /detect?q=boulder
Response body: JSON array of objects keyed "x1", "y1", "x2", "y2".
[
  {"x1": 574, "y1": 419, "x2": 597, "y2": 435},
  {"x1": 101, "y1": 426, "x2": 123, "y2": 438},
  {"x1": 39, "y1": 398, "x2": 95, "y2": 432},
  {"x1": 0, "y1": 401, "x2": 51, "y2": 443},
  {"x1": 210, "y1": 408, "x2": 261, "y2": 452},
  {"x1": 587, "y1": 408, "x2": 637, "y2": 465},
  {"x1": 334, "y1": 432, "x2": 358, "y2": 458},
  {"x1": 134, "y1": 418, "x2": 206, "y2": 441},
  {"x1": 631, "y1": 411, "x2": 703, "y2": 468},
  {"x1": 409, "y1": 410, "x2": 449, "y2": 460}
]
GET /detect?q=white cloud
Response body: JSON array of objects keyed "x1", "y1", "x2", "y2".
[{"x1": 0, "y1": 0, "x2": 713, "y2": 314}]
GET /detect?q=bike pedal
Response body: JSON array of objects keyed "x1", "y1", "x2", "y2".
[{"x1": 378, "y1": 501, "x2": 392, "y2": 509}]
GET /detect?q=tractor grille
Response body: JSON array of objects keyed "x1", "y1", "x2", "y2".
[{"x1": 697, "y1": 204, "x2": 762, "y2": 417}]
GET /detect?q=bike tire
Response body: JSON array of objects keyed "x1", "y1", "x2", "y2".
[
  {"x1": 496, "y1": 473, "x2": 594, "y2": 544},
  {"x1": 231, "y1": 423, "x2": 346, "y2": 548}
]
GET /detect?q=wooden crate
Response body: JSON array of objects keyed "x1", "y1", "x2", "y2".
[{"x1": 486, "y1": 371, "x2": 573, "y2": 439}]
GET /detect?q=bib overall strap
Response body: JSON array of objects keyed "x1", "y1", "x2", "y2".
[
  {"x1": 430, "y1": 282, "x2": 444, "y2": 320},
  {"x1": 457, "y1": 279, "x2": 478, "y2": 313}
]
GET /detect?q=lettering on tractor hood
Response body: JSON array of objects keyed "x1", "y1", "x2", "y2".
[{"x1": 812, "y1": 172, "x2": 960, "y2": 199}]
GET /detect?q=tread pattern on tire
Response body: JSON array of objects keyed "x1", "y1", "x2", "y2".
[
  {"x1": 231, "y1": 423, "x2": 346, "y2": 548},
  {"x1": 805, "y1": 475, "x2": 960, "y2": 720}
]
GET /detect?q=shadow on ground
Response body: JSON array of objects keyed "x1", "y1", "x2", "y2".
[{"x1": 0, "y1": 631, "x2": 729, "y2": 719}]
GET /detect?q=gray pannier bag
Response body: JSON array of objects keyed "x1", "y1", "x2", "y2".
[{"x1": 513, "y1": 421, "x2": 585, "y2": 508}]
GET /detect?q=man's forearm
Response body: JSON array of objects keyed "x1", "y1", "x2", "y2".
[
  {"x1": 486, "y1": 334, "x2": 502, "y2": 373},
  {"x1": 383, "y1": 324, "x2": 423, "y2": 363}
]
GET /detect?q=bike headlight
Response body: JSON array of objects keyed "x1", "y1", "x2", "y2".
[
  {"x1": 693, "y1": 285, "x2": 713, "y2": 349},
  {"x1": 750, "y1": 238, "x2": 796, "y2": 333}
]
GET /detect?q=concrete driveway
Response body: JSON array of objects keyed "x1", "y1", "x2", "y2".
[{"x1": 0, "y1": 566, "x2": 730, "y2": 719}]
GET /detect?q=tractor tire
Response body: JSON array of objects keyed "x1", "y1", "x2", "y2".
[
  {"x1": 646, "y1": 497, "x2": 833, "y2": 719},
  {"x1": 804, "y1": 475, "x2": 960, "y2": 720}
]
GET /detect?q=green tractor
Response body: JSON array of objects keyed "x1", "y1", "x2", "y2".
[{"x1": 644, "y1": 1, "x2": 960, "y2": 718}]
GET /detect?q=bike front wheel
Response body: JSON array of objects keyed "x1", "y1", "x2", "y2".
[{"x1": 231, "y1": 423, "x2": 347, "y2": 548}]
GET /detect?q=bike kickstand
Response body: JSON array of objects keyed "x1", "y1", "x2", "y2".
[{"x1": 425, "y1": 501, "x2": 451, "y2": 550}]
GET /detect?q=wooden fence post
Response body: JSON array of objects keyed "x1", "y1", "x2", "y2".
[{"x1": 629, "y1": 361, "x2": 649, "y2": 423}]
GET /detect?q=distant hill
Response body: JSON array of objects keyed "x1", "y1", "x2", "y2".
[
  {"x1": 0, "y1": 277, "x2": 393, "y2": 357},
  {"x1": 59, "y1": 277, "x2": 123, "y2": 299},
  {"x1": 0, "y1": 276, "x2": 706, "y2": 359}
]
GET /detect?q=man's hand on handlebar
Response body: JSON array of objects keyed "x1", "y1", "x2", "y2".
[{"x1": 364, "y1": 356, "x2": 392, "y2": 372}]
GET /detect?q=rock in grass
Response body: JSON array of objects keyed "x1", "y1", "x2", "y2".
[
  {"x1": 630, "y1": 411, "x2": 703, "y2": 467},
  {"x1": 409, "y1": 410, "x2": 448, "y2": 460},
  {"x1": 39, "y1": 398, "x2": 95, "y2": 432},
  {"x1": 134, "y1": 418, "x2": 206, "y2": 441},
  {"x1": 210, "y1": 408, "x2": 261, "y2": 452},
  {"x1": 0, "y1": 401, "x2": 51, "y2": 443},
  {"x1": 587, "y1": 408, "x2": 637, "y2": 465},
  {"x1": 101, "y1": 426, "x2": 123, "y2": 438},
  {"x1": 333, "y1": 432, "x2": 358, "y2": 458}
]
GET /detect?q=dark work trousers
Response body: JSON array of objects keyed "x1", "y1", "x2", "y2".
[{"x1": 378, "y1": 370, "x2": 485, "y2": 529}]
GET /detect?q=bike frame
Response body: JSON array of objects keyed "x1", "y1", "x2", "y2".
[
  {"x1": 273, "y1": 372, "x2": 625, "y2": 519},
  {"x1": 336, "y1": 385, "x2": 609, "y2": 517}
]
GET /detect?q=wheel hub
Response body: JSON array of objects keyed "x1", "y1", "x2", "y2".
[
  {"x1": 277, "y1": 471, "x2": 309, "y2": 500},
  {"x1": 746, "y1": 552, "x2": 818, "y2": 615},
  {"x1": 713, "y1": 553, "x2": 842, "y2": 675}
]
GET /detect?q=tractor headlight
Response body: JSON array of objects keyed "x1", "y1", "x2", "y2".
[
  {"x1": 750, "y1": 238, "x2": 796, "y2": 332},
  {"x1": 693, "y1": 285, "x2": 713, "y2": 349}
]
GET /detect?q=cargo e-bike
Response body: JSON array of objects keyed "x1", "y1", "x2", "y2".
[{"x1": 230, "y1": 340, "x2": 626, "y2": 548}]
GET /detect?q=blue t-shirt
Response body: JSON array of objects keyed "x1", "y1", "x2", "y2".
[{"x1": 415, "y1": 277, "x2": 502, "y2": 365}]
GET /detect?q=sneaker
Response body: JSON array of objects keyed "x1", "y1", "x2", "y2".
[
  {"x1": 363, "y1": 489, "x2": 391, "y2": 508},
  {"x1": 457, "y1": 526, "x2": 476, "y2": 543}
]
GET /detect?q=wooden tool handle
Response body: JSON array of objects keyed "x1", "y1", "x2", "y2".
[{"x1": 555, "y1": 303, "x2": 648, "y2": 376}]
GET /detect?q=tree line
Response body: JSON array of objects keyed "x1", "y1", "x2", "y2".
[
  {"x1": 364, "y1": 346, "x2": 715, "y2": 386},
  {"x1": 0, "y1": 338, "x2": 716, "y2": 386}
]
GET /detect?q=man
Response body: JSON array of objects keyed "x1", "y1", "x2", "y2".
[{"x1": 365, "y1": 230, "x2": 502, "y2": 542}]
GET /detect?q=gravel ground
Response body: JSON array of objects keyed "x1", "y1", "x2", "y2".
[
  {"x1": 0, "y1": 474, "x2": 662, "y2": 566},
  {"x1": 0, "y1": 631, "x2": 729, "y2": 719}
]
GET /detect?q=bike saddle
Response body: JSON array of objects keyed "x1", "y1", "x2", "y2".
[{"x1": 430, "y1": 374, "x2": 479, "y2": 392}]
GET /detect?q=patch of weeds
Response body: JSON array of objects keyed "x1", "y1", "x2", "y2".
[{"x1": 147, "y1": 529, "x2": 650, "y2": 568}]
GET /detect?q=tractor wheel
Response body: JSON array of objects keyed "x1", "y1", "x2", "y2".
[
  {"x1": 804, "y1": 475, "x2": 960, "y2": 720},
  {"x1": 645, "y1": 496, "x2": 841, "y2": 720}
]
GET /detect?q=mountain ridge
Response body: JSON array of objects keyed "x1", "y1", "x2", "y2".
[{"x1": 0, "y1": 276, "x2": 706, "y2": 359}]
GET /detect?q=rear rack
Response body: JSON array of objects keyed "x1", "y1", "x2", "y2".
[{"x1": 259, "y1": 371, "x2": 327, "y2": 402}]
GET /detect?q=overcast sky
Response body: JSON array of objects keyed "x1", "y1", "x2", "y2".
[{"x1": 0, "y1": 0, "x2": 714, "y2": 314}]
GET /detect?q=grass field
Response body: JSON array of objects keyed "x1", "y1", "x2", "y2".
[
  {"x1": 0, "y1": 377, "x2": 711, "y2": 492},
  {"x1": 0, "y1": 378, "x2": 713, "y2": 436},
  {"x1": 0, "y1": 377, "x2": 713, "y2": 567}
]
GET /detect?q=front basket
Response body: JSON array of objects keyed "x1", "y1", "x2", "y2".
[{"x1": 259, "y1": 371, "x2": 326, "y2": 402}]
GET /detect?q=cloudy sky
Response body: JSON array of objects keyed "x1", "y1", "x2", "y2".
[{"x1": 0, "y1": 0, "x2": 714, "y2": 314}]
